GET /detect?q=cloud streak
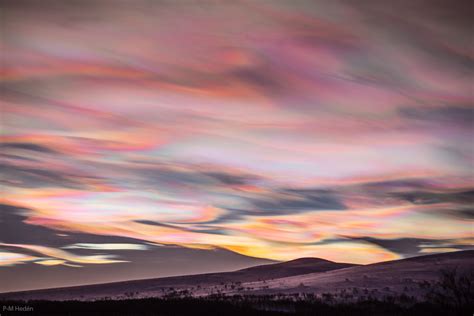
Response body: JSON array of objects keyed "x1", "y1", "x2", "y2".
[{"x1": 0, "y1": 0, "x2": 472, "y2": 268}]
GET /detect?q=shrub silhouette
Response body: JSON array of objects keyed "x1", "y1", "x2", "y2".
[
  {"x1": 427, "y1": 268, "x2": 474, "y2": 314},
  {"x1": 0, "y1": 295, "x2": 464, "y2": 316}
]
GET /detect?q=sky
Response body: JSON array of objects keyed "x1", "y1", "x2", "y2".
[{"x1": 1, "y1": 0, "x2": 473, "y2": 291}]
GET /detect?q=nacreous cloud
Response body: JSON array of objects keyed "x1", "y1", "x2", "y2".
[{"x1": 1, "y1": 0, "x2": 473, "y2": 265}]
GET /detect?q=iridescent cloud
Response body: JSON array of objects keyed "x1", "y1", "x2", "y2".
[{"x1": 1, "y1": 0, "x2": 472, "y2": 269}]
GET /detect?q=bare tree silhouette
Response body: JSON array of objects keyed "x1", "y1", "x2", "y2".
[{"x1": 427, "y1": 267, "x2": 474, "y2": 313}]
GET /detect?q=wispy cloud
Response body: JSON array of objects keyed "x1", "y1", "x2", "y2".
[
  {"x1": 1, "y1": 0, "x2": 472, "y2": 266},
  {"x1": 63, "y1": 243, "x2": 149, "y2": 251}
]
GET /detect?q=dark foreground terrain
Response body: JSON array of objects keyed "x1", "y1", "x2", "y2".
[{"x1": 1, "y1": 295, "x2": 472, "y2": 316}]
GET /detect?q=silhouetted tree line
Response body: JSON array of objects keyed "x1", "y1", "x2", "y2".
[{"x1": 425, "y1": 267, "x2": 473, "y2": 315}]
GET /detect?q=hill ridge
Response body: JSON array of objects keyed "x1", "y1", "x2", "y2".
[{"x1": 1, "y1": 250, "x2": 472, "y2": 301}]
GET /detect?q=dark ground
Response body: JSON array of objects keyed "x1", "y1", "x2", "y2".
[{"x1": 0, "y1": 296, "x2": 471, "y2": 316}]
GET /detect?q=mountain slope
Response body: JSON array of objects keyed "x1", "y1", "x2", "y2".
[
  {"x1": 236, "y1": 257, "x2": 357, "y2": 280},
  {"x1": 240, "y1": 250, "x2": 474, "y2": 299},
  {"x1": 0, "y1": 256, "x2": 356, "y2": 300},
  {"x1": 1, "y1": 251, "x2": 472, "y2": 301}
]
